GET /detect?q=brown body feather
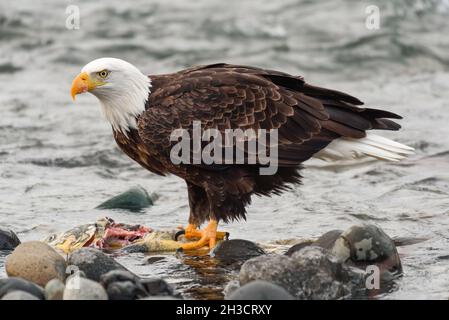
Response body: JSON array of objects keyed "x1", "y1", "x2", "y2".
[{"x1": 113, "y1": 64, "x2": 402, "y2": 225}]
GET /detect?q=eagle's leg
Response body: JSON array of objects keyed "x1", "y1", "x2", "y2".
[{"x1": 181, "y1": 219, "x2": 219, "y2": 250}]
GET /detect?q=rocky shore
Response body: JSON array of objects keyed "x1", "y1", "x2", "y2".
[
  {"x1": 0, "y1": 186, "x2": 414, "y2": 300},
  {"x1": 0, "y1": 221, "x2": 406, "y2": 300}
]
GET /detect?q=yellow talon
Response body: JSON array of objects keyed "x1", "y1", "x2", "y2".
[
  {"x1": 181, "y1": 220, "x2": 223, "y2": 250},
  {"x1": 183, "y1": 223, "x2": 228, "y2": 241}
]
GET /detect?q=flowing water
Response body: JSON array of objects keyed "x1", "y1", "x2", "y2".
[{"x1": 1, "y1": 0, "x2": 449, "y2": 299}]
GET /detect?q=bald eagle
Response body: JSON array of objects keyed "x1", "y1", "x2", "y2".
[{"x1": 71, "y1": 58, "x2": 413, "y2": 251}]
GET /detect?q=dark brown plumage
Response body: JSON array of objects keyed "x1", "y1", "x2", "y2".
[{"x1": 113, "y1": 63, "x2": 402, "y2": 225}]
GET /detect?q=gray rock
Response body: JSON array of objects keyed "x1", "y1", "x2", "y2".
[
  {"x1": 44, "y1": 278, "x2": 65, "y2": 300},
  {"x1": 240, "y1": 246, "x2": 363, "y2": 300},
  {"x1": 285, "y1": 240, "x2": 314, "y2": 256},
  {"x1": 0, "y1": 228, "x2": 21, "y2": 250},
  {"x1": 331, "y1": 224, "x2": 402, "y2": 274},
  {"x1": 96, "y1": 186, "x2": 154, "y2": 211},
  {"x1": 227, "y1": 280, "x2": 294, "y2": 300},
  {"x1": 100, "y1": 270, "x2": 147, "y2": 300},
  {"x1": 223, "y1": 280, "x2": 240, "y2": 298},
  {"x1": 68, "y1": 248, "x2": 131, "y2": 282},
  {"x1": 315, "y1": 230, "x2": 344, "y2": 249},
  {"x1": 139, "y1": 296, "x2": 181, "y2": 300},
  {"x1": 143, "y1": 256, "x2": 166, "y2": 264},
  {"x1": 2, "y1": 290, "x2": 39, "y2": 300},
  {"x1": 100, "y1": 270, "x2": 175, "y2": 299},
  {"x1": 5, "y1": 241, "x2": 66, "y2": 287},
  {"x1": 0, "y1": 277, "x2": 44, "y2": 299},
  {"x1": 286, "y1": 231, "x2": 343, "y2": 256},
  {"x1": 211, "y1": 239, "x2": 265, "y2": 263},
  {"x1": 63, "y1": 276, "x2": 108, "y2": 300},
  {"x1": 141, "y1": 278, "x2": 175, "y2": 297}
]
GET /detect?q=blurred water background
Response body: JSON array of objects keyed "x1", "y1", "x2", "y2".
[{"x1": 1, "y1": 0, "x2": 449, "y2": 299}]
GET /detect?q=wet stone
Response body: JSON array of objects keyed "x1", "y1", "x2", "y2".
[
  {"x1": 240, "y1": 246, "x2": 364, "y2": 300},
  {"x1": 68, "y1": 248, "x2": 131, "y2": 282},
  {"x1": 315, "y1": 230, "x2": 343, "y2": 249},
  {"x1": 211, "y1": 239, "x2": 265, "y2": 263},
  {"x1": 331, "y1": 224, "x2": 402, "y2": 274},
  {"x1": 143, "y1": 256, "x2": 166, "y2": 264},
  {"x1": 223, "y1": 280, "x2": 240, "y2": 298},
  {"x1": 100, "y1": 270, "x2": 147, "y2": 300},
  {"x1": 0, "y1": 277, "x2": 44, "y2": 300},
  {"x1": 285, "y1": 240, "x2": 314, "y2": 256},
  {"x1": 0, "y1": 228, "x2": 21, "y2": 250},
  {"x1": 141, "y1": 278, "x2": 176, "y2": 297},
  {"x1": 100, "y1": 270, "x2": 176, "y2": 299},
  {"x1": 227, "y1": 280, "x2": 295, "y2": 300},
  {"x1": 96, "y1": 186, "x2": 154, "y2": 211},
  {"x1": 285, "y1": 231, "x2": 343, "y2": 256},
  {"x1": 139, "y1": 295, "x2": 181, "y2": 300}
]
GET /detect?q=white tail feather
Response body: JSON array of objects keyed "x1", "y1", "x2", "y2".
[{"x1": 313, "y1": 133, "x2": 414, "y2": 162}]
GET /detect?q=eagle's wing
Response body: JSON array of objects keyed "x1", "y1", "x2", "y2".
[{"x1": 138, "y1": 64, "x2": 401, "y2": 167}]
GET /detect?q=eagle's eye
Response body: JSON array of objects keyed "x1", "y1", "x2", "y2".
[{"x1": 98, "y1": 70, "x2": 110, "y2": 79}]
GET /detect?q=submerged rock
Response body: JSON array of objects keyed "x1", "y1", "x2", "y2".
[
  {"x1": 227, "y1": 280, "x2": 294, "y2": 300},
  {"x1": 143, "y1": 256, "x2": 166, "y2": 265},
  {"x1": 2, "y1": 290, "x2": 40, "y2": 300},
  {"x1": 240, "y1": 246, "x2": 363, "y2": 300},
  {"x1": 5, "y1": 241, "x2": 67, "y2": 287},
  {"x1": 211, "y1": 239, "x2": 265, "y2": 263},
  {"x1": 331, "y1": 224, "x2": 402, "y2": 274},
  {"x1": 68, "y1": 248, "x2": 131, "y2": 282},
  {"x1": 141, "y1": 278, "x2": 176, "y2": 297},
  {"x1": 0, "y1": 277, "x2": 44, "y2": 300},
  {"x1": 0, "y1": 228, "x2": 21, "y2": 250},
  {"x1": 96, "y1": 186, "x2": 154, "y2": 211},
  {"x1": 44, "y1": 278, "x2": 65, "y2": 300},
  {"x1": 63, "y1": 276, "x2": 108, "y2": 300}
]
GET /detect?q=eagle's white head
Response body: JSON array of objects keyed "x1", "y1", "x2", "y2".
[{"x1": 71, "y1": 57, "x2": 151, "y2": 135}]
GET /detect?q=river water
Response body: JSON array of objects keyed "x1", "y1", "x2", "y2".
[{"x1": 1, "y1": 0, "x2": 449, "y2": 299}]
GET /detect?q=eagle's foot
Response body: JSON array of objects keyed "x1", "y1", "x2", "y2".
[
  {"x1": 181, "y1": 220, "x2": 224, "y2": 250},
  {"x1": 181, "y1": 223, "x2": 229, "y2": 241}
]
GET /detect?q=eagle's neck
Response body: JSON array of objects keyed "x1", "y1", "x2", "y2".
[{"x1": 97, "y1": 76, "x2": 152, "y2": 137}]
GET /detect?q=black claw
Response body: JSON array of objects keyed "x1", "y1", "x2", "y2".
[
  {"x1": 176, "y1": 247, "x2": 184, "y2": 254},
  {"x1": 174, "y1": 230, "x2": 185, "y2": 241}
]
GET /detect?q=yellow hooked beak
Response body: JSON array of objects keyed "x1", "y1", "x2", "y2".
[{"x1": 70, "y1": 72, "x2": 100, "y2": 101}]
